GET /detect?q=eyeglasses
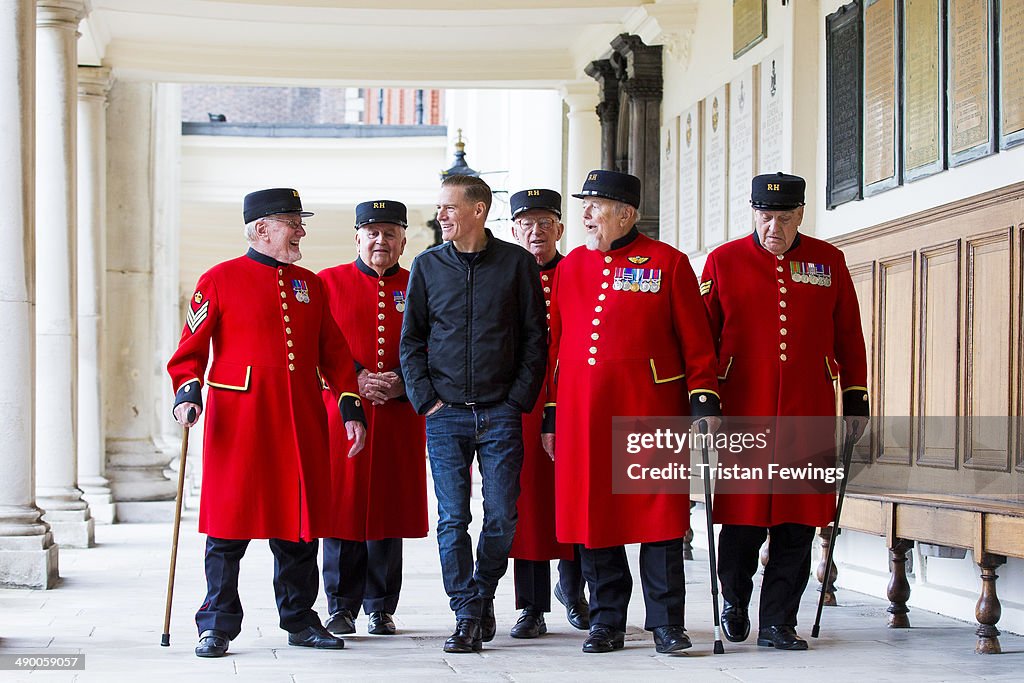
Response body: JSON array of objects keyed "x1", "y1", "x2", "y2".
[
  {"x1": 515, "y1": 218, "x2": 557, "y2": 231},
  {"x1": 268, "y1": 215, "x2": 306, "y2": 229}
]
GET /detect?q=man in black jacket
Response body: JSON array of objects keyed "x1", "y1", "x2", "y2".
[{"x1": 401, "y1": 174, "x2": 547, "y2": 654}]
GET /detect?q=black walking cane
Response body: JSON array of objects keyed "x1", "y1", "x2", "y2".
[
  {"x1": 699, "y1": 419, "x2": 725, "y2": 655},
  {"x1": 811, "y1": 427, "x2": 857, "y2": 638},
  {"x1": 162, "y1": 407, "x2": 196, "y2": 647}
]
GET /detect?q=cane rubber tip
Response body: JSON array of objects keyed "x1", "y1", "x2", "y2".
[
  {"x1": 713, "y1": 640, "x2": 725, "y2": 654},
  {"x1": 811, "y1": 626, "x2": 820, "y2": 638},
  {"x1": 161, "y1": 634, "x2": 170, "y2": 647}
]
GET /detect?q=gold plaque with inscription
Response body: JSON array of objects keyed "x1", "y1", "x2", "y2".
[
  {"x1": 1001, "y1": 0, "x2": 1024, "y2": 138},
  {"x1": 950, "y1": 0, "x2": 991, "y2": 155},
  {"x1": 733, "y1": 0, "x2": 766, "y2": 59},
  {"x1": 864, "y1": 0, "x2": 896, "y2": 187},
  {"x1": 904, "y1": 0, "x2": 941, "y2": 173}
]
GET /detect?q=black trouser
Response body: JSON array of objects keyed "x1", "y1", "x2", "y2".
[
  {"x1": 513, "y1": 545, "x2": 585, "y2": 612},
  {"x1": 717, "y1": 522, "x2": 816, "y2": 628},
  {"x1": 580, "y1": 538, "x2": 686, "y2": 632},
  {"x1": 322, "y1": 537, "x2": 403, "y2": 615},
  {"x1": 196, "y1": 536, "x2": 321, "y2": 638}
]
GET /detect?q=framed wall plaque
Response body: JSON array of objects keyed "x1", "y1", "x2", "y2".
[
  {"x1": 902, "y1": 0, "x2": 945, "y2": 181},
  {"x1": 733, "y1": 0, "x2": 767, "y2": 59},
  {"x1": 758, "y1": 47, "x2": 785, "y2": 174},
  {"x1": 702, "y1": 85, "x2": 729, "y2": 250},
  {"x1": 826, "y1": 1, "x2": 863, "y2": 209},
  {"x1": 863, "y1": 0, "x2": 900, "y2": 196},
  {"x1": 947, "y1": 0, "x2": 995, "y2": 166},
  {"x1": 1000, "y1": 0, "x2": 1024, "y2": 149},
  {"x1": 660, "y1": 116, "x2": 679, "y2": 248},
  {"x1": 728, "y1": 67, "x2": 757, "y2": 240},
  {"x1": 678, "y1": 103, "x2": 702, "y2": 255}
]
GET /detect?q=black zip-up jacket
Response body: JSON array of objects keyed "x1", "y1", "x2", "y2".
[{"x1": 400, "y1": 229, "x2": 547, "y2": 415}]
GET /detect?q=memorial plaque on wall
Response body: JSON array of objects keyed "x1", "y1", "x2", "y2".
[
  {"x1": 728, "y1": 67, "x2": 757, "y2": 240},
  {"x1": 702, "y1": 86, "x2": 729, "y2": 250},
  {"x1": 903, "y1": 0, "x2": 944, "y2": 180},
  {"x1": 826, "y1": 2, "x2": 862, "y2": 209},
  {"x1": 678, "y1": 103, "x2": 701, "y2": 255},
  {"x1": 948, "y1": 0, "x2": 995, "y2": 166},
  {"x1": 733, "y1": 0, "x2": 767, "y2": 59},
  {"x1": 759, "y1": 48, "x2": 785, "y2": 174},
  {"x1": 1000, "y1": 0, "x2": 1024, "y2": 149},
  {"x1": 863, "y1": 0, "x2": 899, "y2": 195},
  {"x1": 660, "y1": 117, "x2": 679, "y2": 248}
]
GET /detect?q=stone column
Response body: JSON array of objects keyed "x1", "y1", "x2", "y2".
[
  {"x1": 0, "y1": 0, "x2": 59, "y2": 588},
  {"x1": 76, "y1": 66, "x2": 114, "y2": 524},
  {"x1": 104, "y1": 81, "x2": 177, "y2": 520},
  {"x1": 560, "y1": 81, "x2": 601, "y2": 251},
  {"x1": 35, "y1": 0, "x2": 93, "y2": 548},
  {"x1": 583, "y1": 59, "x2": 619, "y2": 172}
]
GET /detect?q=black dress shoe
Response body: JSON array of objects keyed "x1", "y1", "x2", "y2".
[
  {"x1": 554, "y1": 582, "x2": 590, "y2": 630},
  {"x1": 756, "y1": 624, "x2": 809, "y2": 650},
  {"x1": 653, "y1": 625, "x2": 692, "y2": 654},
  {"x1": 367, "y1": 611, "x2": 396, "y2": 635},
  {"x1": 443, "y1": 618, "x2": 483, "y2": 653},
  {"x1": 480, "y1": 598, "x2": 496, "y2": 642},
  {"x1": 324, "y1": 608, "x2": 356, "y2": 635},
  {"x1": 582, "y1": 625, "x2": 625, "y2": 653},
  {"x1": 288, "y1": 624, "x2": 346, "y2": 649},
  {"x1": 195, "y1": 629, "x2": 229, "y2": 658},
  {"x1": 509, "y1": 609, "x2": 547, "y2": 639},
  {"x1": 721, "y1": 601, "x2": 750, "y2": 643}
]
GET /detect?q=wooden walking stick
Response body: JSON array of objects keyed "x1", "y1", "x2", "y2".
[
  {"x1": 699, "y1": 420, "x2": 725, "y2": 654},
  {"x1": 161, "y1": 407, "x2": 195, "y2": 647},
  {"x1": 811, "y1": 428, "x2": 857, "y2": 638}
]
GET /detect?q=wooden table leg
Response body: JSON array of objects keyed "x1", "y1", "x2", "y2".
[
  {"x1": 975, "y1": 553, "x2": 1007, "y2": 654},
  {"x1": 886, "y1": 538, "x2": 913, "y2": 628},
  {"x1": 816, "y1": 525, "x2": 838, "y2": 607}
]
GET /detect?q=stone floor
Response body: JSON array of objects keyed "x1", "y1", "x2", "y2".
[{"x1": 1, "y1": 485, "x2": 1022, "y2": 682}]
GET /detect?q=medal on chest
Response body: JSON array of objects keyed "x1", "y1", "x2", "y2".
[
  {"x1": 292, "y1": 279, "x2": 311, "y2": 303},
  {"x1": 613, "y1": 266, "x2": 661, "y2": 293},
  {"x1": 393, "y1": 290, "x2": 406, "y2": 313},
  {"x1": 789, "y1": 262, "x2": 832, "y2": 287}
]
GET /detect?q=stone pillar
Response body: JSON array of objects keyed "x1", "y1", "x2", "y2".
[
  {"x1": 610, "y1": 34, "x2": 663, "y2": 240},
  {"x1": 0, "y1": 0, "x2": 59, "y2": 588},
  {"x1": 561, "y1": 81, "x2": 601, "y2": 251},
  {"x1": 76, "y1": 66, "x2": 114, "y2": 525},
  {"x1": 583, "y1": 59, "x2": 619, "y2": 172},
  {"x1": 35, "y1": 0, "x2": 93, "y2": 548},
  {"x1": 104, "y1": 81, "x2": 177, "y2": 521}
]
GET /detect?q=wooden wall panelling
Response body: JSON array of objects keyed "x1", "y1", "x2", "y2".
[
  {"x1": 878, "y1": 252, "x2": 916, "y2": 464},
  {"x1": 963, "y1": 228, "x2": 1012, "y2": 472},
  {"x1": 850, "y1": 261, "x2": 877, "y2": 464},
  {"x1": 1017, "y1": 223, "x2": 1024, "y2": 473},
  {"x1": 917, "y1": 240, "x2": 961, "y2": 469}
]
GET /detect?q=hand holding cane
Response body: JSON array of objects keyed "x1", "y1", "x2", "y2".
[
  {"x1": 811, "y1": 427, "x2": 857, "y2": 638},
  {"x1": 699, "y1": 419, "x2": 726, "y2": 654},
  {"x1": 162, "y1": 406, "x2": 195, "y2": 647}
]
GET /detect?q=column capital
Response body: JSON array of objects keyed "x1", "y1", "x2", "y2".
[
  {"x1": 559, "y1": 80, "x2": 599, "y2": 112},
  {"x1": 36, "y1": 0, "x2": 88, "y2": 28},
  {"x1": 77, "y1": 65, "x2": 111, "y2": 100}
]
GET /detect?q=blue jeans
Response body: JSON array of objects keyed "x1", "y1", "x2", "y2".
[{"x1": 426, "y1": 401, "x2": 524, "y2": 620}]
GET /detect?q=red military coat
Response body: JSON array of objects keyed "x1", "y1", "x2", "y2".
[
  {"x1": 509, "y1": 254, "x2": 574, "y2": 562},
  {"x1": 318, "y1": 259, "x2": 428, "y2": 542},
  {"x1": 701, "y1": 233, "x2": 869, "y2": 527},
  {"x1": 549, "y1": 231, "x2": 720, "y2": 549},
  {"x1": 167, "y1": 250, "x2": 361, "y2": 542}
]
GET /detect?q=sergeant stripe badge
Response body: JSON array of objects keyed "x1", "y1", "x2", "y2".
[
  {"x1": 699, "y1": 279, "x2": 713, "y2": 296},
  {"x1": 292, "y1": 279, "x2": 311, "y2": 303},
  {"x1": 186, "y1": 295, "x2": 209, "y2": 333},
  {"x1": 790, "y1": 262, "x2": 832, "y2": 287}
]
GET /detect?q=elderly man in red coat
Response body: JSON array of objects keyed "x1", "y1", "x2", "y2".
[
  {"x1": 701, "y1": 172, "x2": 869, "y2": 651},
  {"x1": 169, "y1": 188, "x2": 366, "y2": 658},
  {"x1": 505, "y1": 188, "x2": 587, "y2": 639},
  {"x1": 543, "y1": 170, "x2": 721, "y2": 655},
  {"x1": 317, "y1": 200, "x2": 428, "y2": 638}
]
